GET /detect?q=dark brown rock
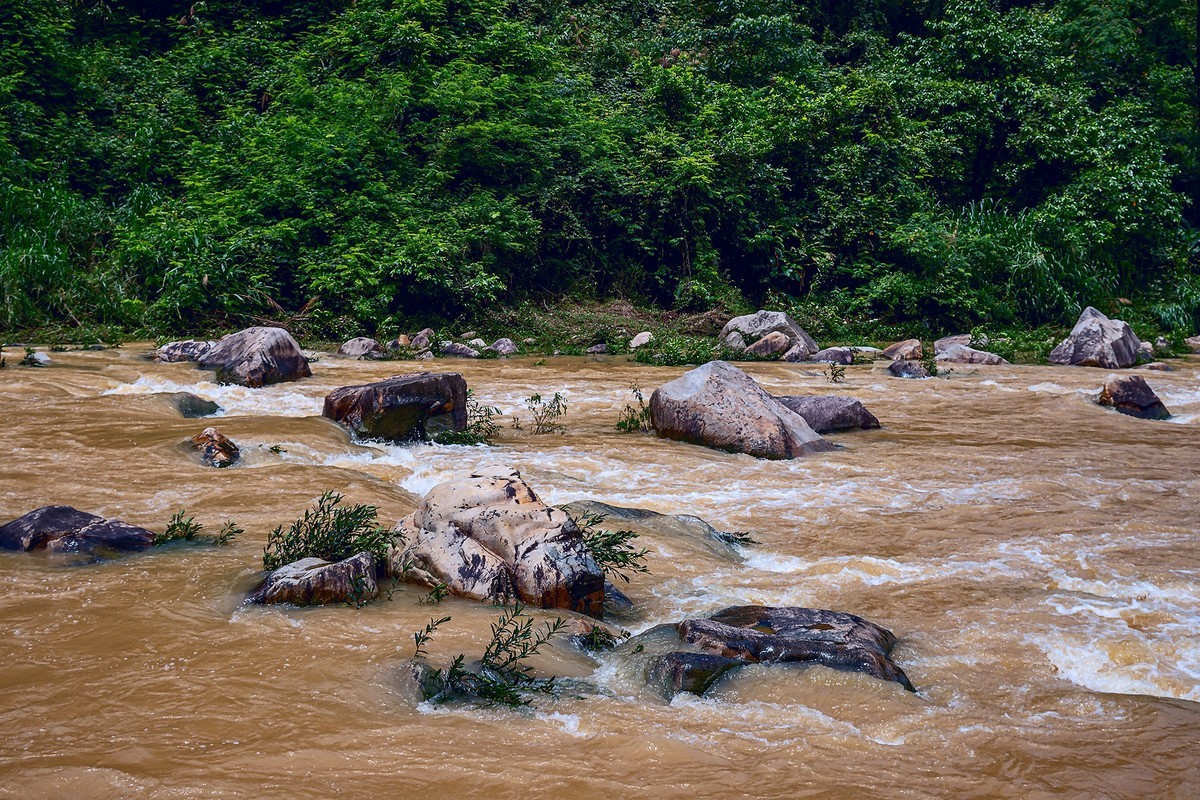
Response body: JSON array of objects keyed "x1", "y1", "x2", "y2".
[
  {"x1": 197, "y1": 327, "x2": 311, "y2": 387},
  {"x1": 189, "y1": 427, "x2": 240, "y2": 468},
  {"x1": 649, "y1": 361, "x2": 834, "y2": 459},
  {"x1": 887, "y1": 360, "x2": 930, "y2": 379},
  {"x1": 154, "y1": 340, "x2": 214, "y2": 363},
  {"x1": 170, "y1": 392, "x2": 221, "y2": 418},
  {"x1": 0, "y1": 506, "x2": 155, "y2": 555},
  {"x1": 337, "y1": 337, "x2": 384, "y2": 359},
  {"x1": 249, "y1": 552, "x2": 378, "y2": 606},
  {"x1": 1048, "y1": 307, "x2": 1142, "y2": 369},
  {"x1": 646, "y1": 652, "x2": 742, "y2": 698},
  {"x1": 1097, "y1": 374, "x2": 1170, "y2": 420},
  {"x1": 882, "y1": 339, "x2": 922, "y2": 360},
  {"x1": 323, "y1": 372, "x2": 467, "y2": 442},
  {"x1": 775, "y1": 396, "x2": 880, "y2": 433}
]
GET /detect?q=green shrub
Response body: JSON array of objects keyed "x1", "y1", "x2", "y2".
[{"x1": 262, "y1": 491, "x2": 390, "y2": 570}]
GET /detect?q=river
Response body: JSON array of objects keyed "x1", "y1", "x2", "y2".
[{"x1": 1, "y1": 346, "x2": 1198, "y2": 798}]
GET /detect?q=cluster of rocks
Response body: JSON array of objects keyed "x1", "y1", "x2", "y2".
[{"x1": 155, "y1": 327, "x2": 311, "y2": 387}]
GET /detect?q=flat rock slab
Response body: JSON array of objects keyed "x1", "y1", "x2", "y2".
[
  {"x1": 0, "y1": 506, "x2": 155, "y2": 555},
  {"x1": 775, "y1": 396, "x2": 880, "y2": 433},
  {"x1": 198, "y1": 326, "x2": 311, "y2": 387},
  {"x1": 323, "y1": 372, "x2": 467, "y2": 442},
  {"x1": 649, "y1": 361, "x2": 833, "y2": 459},
  {"x1": 1048, "y1": 307, "x2": 1142, "y2": 369},
  {"x1": 641, "y1": 605, "x2": 914, "y2": 698},
  {"x1": 1097, "y1": 374, "x2": 1170, "y2": 420},
  {"x1": 249, "y1": 552, "x2": 378, "y2": 606}
]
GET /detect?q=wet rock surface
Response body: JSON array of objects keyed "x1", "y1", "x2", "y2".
[
  {"x1": 169, "y1": 392, "x2": 221, "y2": 418},
  {"x1": 745, "y1": 331, "x2": 791, "y2": 358},
  {"x1": 887, "y1": 360, "x2": 930, "y2": 379},
  {"x1": 649, "y1": 361, "x2": 833, "y2": 459},
  {"x1": 322, "y1": 372, "x2": 467, "y2": 442},
  {"x1": 249, "y1": 552, "x2": 378, "y2": 606},
  {"x1": 559, "y1": 499, "x2": 744, "y2": 562},
  {"x1": 189, "y1": 427, "x2": 241, "y2": 468},
  {"x1": 198, "y1": 327, "x2": 312, "y2": 387},
  {"x1": 775, "y1": 396, "x2": 881, "y2": 433},
  {"x1": 440, "y1": 342, "x2": 479, "y2": 358},
  {"x1": 1097, "y1": 374, "x2": 1170, "y2": 420},
  {"x1": 1048, "y1": 307, "x2": 1142, "y2": 369},
  {"x1": 0, "y1": 506, "x2": 155, "y2": 555},
  {"x1": 390, "y1": 469, "x2": 605, "y2": 616}
]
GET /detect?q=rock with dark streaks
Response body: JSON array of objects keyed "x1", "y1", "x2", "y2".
[
  {"x1": 0, "y1": 506, "x2": 155, "y2": 555},
  {"x1": 440, "y1": 342, "x2": 479, "y2": 358},
  {"x1": 188, "y1": 427, "x2": 240, "y2": 468},
  {"x1": 718, "y1": 310, "x2": 818, "y2": 359},
  {"x1": 485, "y1": 338, "x2": 519, "y2": 356},
  {"x1": 646, "y1": 652, "x2": 743, "y2": 698},
  {"x1": 934, "y1": 344, "x2": 1009, "y2": 365},
  {"x1": 249, "y1": 552, "x2": 377, "y2": 606},
  {"x1": 323, "y1": 372, "x2": 467, "y2": 442},
  {"x1": 887, "y1": 360, "x2": 930, "y2": 379},
  {"x1": 197, "y1": 327, "x2": 311, "y2": 387},
  {"x1": 809, "y1": 347, "x2": 854, "y2": 365}
]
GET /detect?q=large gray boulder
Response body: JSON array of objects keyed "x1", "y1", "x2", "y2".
[
  {"x1": 336, "y1": 337, "x2": 384, "y2": 359},
  {"x1": 249, "y1": 552, "x2": 378, "y2": 606},
  {"x1": 935, "y1": 344, "x2": 1009, "y2": 365},
  {"x1": 154, "y1": 339, "x2": 214, "y2": 363},
  {"x1": 389, "y1": 469, "x2": 605, "y2": 616},
  {"x1": 649, "y1": 361, "x2": 833, "y2": 459},
  {"x1": 1097, "y1": 374, "x2": 1170, "y2": 420},
  {"x1": 718, "y1": 311, "x2": 818, "y2": 359},
  {"x1": 633, "y1": 605, "x2": 914, "y2": 699},
  {"x1": 1048, "y1": 307, "x2": 1142, "y2": 369},
  {"x1": 323, "y1": 372, "x2": 467, "y2": 442},
  {"x1": 775, "y1": 396, "x2": 880, "y2": 433},
  {"x1": 0, "y1": 506, "x2": 155, "y2": 555},
  {"x1": 197, "y1": 327, "x2": 311, "y2": 387}
]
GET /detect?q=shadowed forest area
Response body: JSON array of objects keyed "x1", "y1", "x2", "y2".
[{"x1": 1, "y1": 0, "x2": 1197, "y2": 340}]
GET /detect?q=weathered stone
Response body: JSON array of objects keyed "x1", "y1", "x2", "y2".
[
  {"x1": 722, "y1": 331, "x2": 747, "y2": 351},
  {"x1": 718, "y1": 311, "x2": 818, "y2": 359},
  {"x1": 0, "y1": 506, "x2": 155, "y2": 555},
  {"x1": 169, "y1": 392, "x2": 221, "y2": 418},
  {"x1": 485, "y1": 337, "x2": 519, "y2": 356},
  {"x1": 21, "y1": 351, "x2": 50, "y2": 367},
  {"x1": 249, "y1": 553, "x2": 378, "y2": 606},
  {"x1": 410, "y1": 328, "x2": 435, "y2": 351},
  {"x1": 559, "y1": 500, "x2": 742, "y2": 562},
  {"x1": 1186, "y1": 335, "x2": 1200, "y2": 353},
  {"x1": 629, "y1": 331, "x2": 654, "y2": 349},
  {"x1": 197, "y1": 327, "x2": 311, "y2": 387},
  {"x1": 933, "y1": 334, "x2": 973, "y2": 353},
  {"x1": 389, "y1": 469, "x2": 605, "y2": 616},
  {"x1": 1144, "y1": 362, "x2": 1172, "y2": 372},
  {"x1": 887, "y1": 360, "x2": 930, "y2": 379},
  {"x1": 389, "y1": 334, "x2": 412, "y2": 349},
  {"x1": 323, "y1": 372, "x2": 467, "y2": 442},
  {"x1": 1048, "y1": 307, "x2": 1142, "y2": 369},
  {"x1": 336, "y1": 337, "x2": 384, "y2": 359},
  {"x1": 852, "y1": 346, "x2": 885, "y2": 358},
  {"x1": 440, "y1": 342, "x2": 479, "y2": 358},
  {"x1": 649, "y1": 361, "x2": 833, "y2": 459},
  {"x1": 809, "y1": 346, "x2": 854, "y2": 365},
  {"x1": 604, "y1": 581, "x2": 636, "y2": 618},
  {"x1": 935, "y1": 344, "x2": 1009, "y2": 365},
  {"x1": 882, "y1": 339, "x2": 922, "y2": 360},
  {"x1": 459, "y1": 331, "x2": 477, "y2": 340},
  {"x1": 467, "y1": 338, "x2": 486, "y2": 349},
  {"x1": 154, "y1": 340, "x2": 214, "y2": 363},
  {"x1": 1097, "y1": 374, "x2": 1170, "y2": 420},
  {"x1": 586, "y1": 343, "x2": 609, "y2": 355},
  {"x1": 647, "y1": 652, "x2": 742, "y2": 699},
  {"x1": 189, "y1": 427, "x2": 240, "y2": 468},
  {"x1": 1138, "y1": 341, "x2": 1154, "y2": 361},
  {"x1": 775, "y1": 396, "x2": 880, "y2": 433},
  {"x1": 745, "y1": 331, "x2": 791, "y2": 358}
]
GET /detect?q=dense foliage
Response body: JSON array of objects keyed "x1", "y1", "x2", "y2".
[{"x1": 2, "y1": 0, "x2": 1197, "y2": 336}]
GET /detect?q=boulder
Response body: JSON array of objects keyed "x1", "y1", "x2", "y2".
[
  {"x1": 189, "y1": 427, "x2": 240, "y2": 468},
  {"x1": 721, "y1": 331, "x2": 747, "y2": 351},
  {"x1": 336, "y1": 337, "x2": 383, "y2": 359},
  {"x1": 249, "y1": 552, "x2": 378, "y2": 606},
  {"x1": 646, "y1": 652, "x2": 743, "y2": 699},
  {"x1": 559, "y1": 499, "x2": 743, "y2": 562},
  {"x1": 1097, "y1": 374, "x2": 1170, "y2": 420},
  {"x1": 745, "y1": 331, "x2": 791, "y2": 358},
  {"x1": 323, "y1": 372, "x2": 467, "y2": 442},
  {"x1": 20, "y1": 351, "x2": 50, "y2": 367},
  {"x1": 775, "y1": 396, "x2": 880, "y2": 433},
  {"x1": 154, "y1": 340, "x2": 213, "y2": 363},
  {"x1": 629, "y1": 332, "x2": 654, "y2": 349},
  {"x1": 933, "y1": 334, "x2": 974, "y2": 353},
  {"x1": 809, "y1": 346, "x2": 854, "y2": 365},
  {"x1": 389, "y1": 469, "x2": 604, "y2": 616},
  {"x1": 586, "y1": 343, "x2": 609, "y2": 355},
  {"x1": 649, "y1": 361, "x2": 833, "y2": 459},
  {"x1": 459, "y1": 330, "x2": 477, "y2": 340},
  {"x1": 0, "y1": 506, "x2": 155, "y2": 555},
  {"x1": 467, "y1": 338, "x2": 486, "y2": 349},
  {"x1": 410, "y1": 328, "x2": 435, "y2": 351},
  {"x1": 1048, "y1": 307, "x2": 1142, "y2": 369},
  {"x1": 1144, "y1": 362, "x2": 1172, "y2": 372},
  {"x1": 643, "y1": 604, "x2": 912, "y2": 695},
  {"x1": 170, "y1": 392, "x2": 221, "y2": 418},
  {"x1": 197, "y1": 327, "x2": 311, "y2": 387},
  {"x1": 1186, "y1": 335, "x2": 1200, "y2": 353},
  {"x1": 882, "y1": 339, "x2": 922, "y2": 360},
  {"x1": 486, "y1": 338, "x2": 519, "y2": 356},
  {"x1": 440, "y1": 342, "x2": 479, "y2": 358},
  {"x1": 1138, "y1": 341, "x2": 1154, "y2": 362},
  {"x1": 718, "y1": 311, "x2": 818, "y2": 359},
  {"x1": 852, "y1": 346, "x2": 885, "y2": 358},
  {"x1": 935, "y1": 344, "x2": 1009, "y2": 365},
  {"x1": 887, "y1": 361, "x2": 929, "y2": 379}
]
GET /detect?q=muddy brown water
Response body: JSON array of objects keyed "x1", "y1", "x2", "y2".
[{"x1": 1, "y1": 347, "x2": 1199, "y2": 799}]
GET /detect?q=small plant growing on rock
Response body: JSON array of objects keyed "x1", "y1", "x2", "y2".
[
  {"x1": 615, "y1": 384, "x2": 654, "y2": 433},
  {"x1": 434, "y1": 390, "x2": 502, "y2": 446},
  {"x1": 262, "y1": 491, "x2": 390, "y2": 570},
  {"x1": 716, "y1": 530, "x2": 758, "y2": 546},
  {"x1": 572, "y1": 511, "x2": 649, "y2": 584}
]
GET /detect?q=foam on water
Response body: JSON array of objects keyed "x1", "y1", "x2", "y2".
[{"x1": 102, "y1": 375, "x2": 322, "y2": 417}]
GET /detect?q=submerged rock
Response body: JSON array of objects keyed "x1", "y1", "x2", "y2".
[
  {"x1": 882, "y1": 339, "x2": 922, "y2": 360},
  {"x1": 0, "y1": 506, "x2": 155, "y2": 555},
  {"x1": 154, "y1": 339, "x2": 214, "y2": 363},
  {"x1": 887, "y1": 360, "x2": 930, "y2": 379},
  {"x1": 649, "y1": 361, "x2": 833, "y2": 459},
  {"x1": 719, "y1": 311, "x2": 818, "y2": 359},
  {"x1": 1097, "y1": 374, "x2": 1170, "y2": 420},
  {"x1": 635, "y1": 605, "x2": 914, "y2": 699},
  {"x1": 774, "y1": 396, "x2": 880, "y2": 433},
  {"x1": 189, "y1": 427, "x2": 240, "y2": 468},
  {"x1": 1048, "y1": 307, "x2": 1142, "y2": 369},
  {"x1": 170, "y1": 392, "x2": 221, "y2": 418},
  {"x1": 323, "y1": 372, "x2": 467, "y2": 443},
  {"x1": 336, "y1": 337, "x2": 384, "y2": 359},
  {"x1": 559, "y1": 499, "x2": 744, "y2": 562},
  {"x1": 935, "y1": 343, "x2": 1009, "y2": 365},
  {"x1": 249, "y1": 552, "x2": 378, "y2": 606},
  {"x1": 389, "y1": 468, "x2": 605, "y2": 616},
  {"x1": 198, "y1": 327, "x2": 311, "y2": 387}
]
